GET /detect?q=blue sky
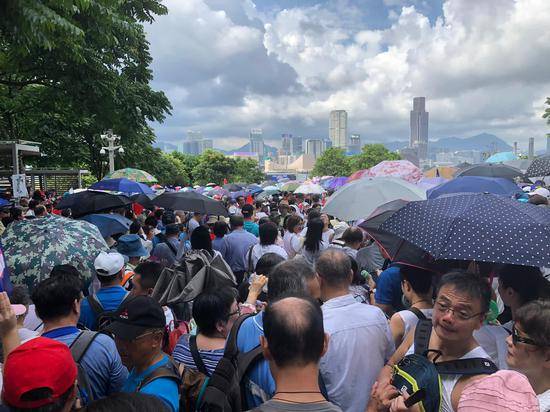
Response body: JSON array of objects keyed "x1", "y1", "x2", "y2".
[{"x1": 145, "y1": 0, "x2": 550, "y2": 151}]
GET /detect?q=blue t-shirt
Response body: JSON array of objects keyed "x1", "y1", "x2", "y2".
[
  {"x1": 236, "y1": 312, "x2": 274, "y2": 408},
  {"x1": 122, "y1": 355, "x2": 180, "y2": 412},
  {"x1": 243, "y1": 220, "x2": 259, "y2": 237},
  {"x1": 79, "y1": 286, "x2": 128, "y2": 330},
  {"x1": 42, "y1": 326, "x2": 128, "y2": 401},
  {"x1": 374, "y1": 265, "x2": 405, "y2": 310}
]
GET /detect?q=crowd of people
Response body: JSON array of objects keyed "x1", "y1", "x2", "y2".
[{"x1": 0, "y1": 188, "x2": 549, "y2": 412}]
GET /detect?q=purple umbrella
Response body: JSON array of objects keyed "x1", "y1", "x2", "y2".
[
  {"x1": 416, "y1": 177, "x2": 448, "y2": 191},
  {"x1": 323, "y1": 176, "x2": 348, "y2": 191}
]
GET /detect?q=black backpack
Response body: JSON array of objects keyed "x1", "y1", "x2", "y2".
[
  {"x1": 86, "y1": 294, "x2": 128, "y2": 331},
  {"x1": 69, "y1": 331, "x2": 100, "y2": 407},
  {"x1": 197, "y1": 313, "x2": 264, "y2": 411}
]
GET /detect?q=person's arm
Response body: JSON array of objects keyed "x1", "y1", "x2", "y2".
[
  {"x1": 0, "y1": 292, "x2": 20, "y2": 359},
  {"x1": 241, "y1": 275, "x2": 268, "y2": 313},
  {"x1": 389, "y1": 313, "x2": 405, "y2": 348}
]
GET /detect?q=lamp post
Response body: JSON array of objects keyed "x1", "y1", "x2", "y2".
[{"x1": 100, "y1": 129, "x2": 124, "y2": 174}]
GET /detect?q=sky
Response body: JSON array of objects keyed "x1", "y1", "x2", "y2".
[{"x1": 145, "y1": 0, "x2": 550, "y2": 151}]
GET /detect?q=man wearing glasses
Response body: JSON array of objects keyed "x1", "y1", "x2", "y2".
[{"x1": 368, "y1": 272, "x2": 493, "y2": 412}]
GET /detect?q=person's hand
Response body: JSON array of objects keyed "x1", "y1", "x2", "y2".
[
  {"x1": 368, "y1": 381, "x2": 399, "y2": 412},
  {"x1": 389, "y1": 390, "x2": 420, "y2": 412},
  {"x1": 0, "y1": 292, "x2": 17, "y2": 337},
  {"x1": 249, "y1": 275, "x2": 267, "y2": 297}
]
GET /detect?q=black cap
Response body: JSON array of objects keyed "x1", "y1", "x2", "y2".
[{"x1": 105, "y1": 295, "x2": 165, "y2": 340}]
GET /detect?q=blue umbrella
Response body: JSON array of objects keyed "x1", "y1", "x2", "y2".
[
  {"x1": 485, "y1": 151, "x2": 517, "y2": 163},
  {"x1": 80, "y1": 213, "x2": 132, "y2": 238},
  {"x1": 0, "y1": 198, "x2": 11, "y2": 208},
  {"x1": 380, "y1": 192, "x2": 550, "y2": 266},
  {"x1": 91, "y1": 178, "x2": 154, "y2": 195},
  {"x1": 427, "y1": 176, "x2": 522, "y2": 199}
]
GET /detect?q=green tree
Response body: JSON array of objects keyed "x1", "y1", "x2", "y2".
[
  {"x1": 349, "y1": 144, "x2": 401, "y2": 171},
  {"x1": 170, "y1": 151, "x2": 200, "y2": 184},
  {"x1": 191, "y1": 150, "x2": 236, "y2": 186},
  {"x1": 311, "y1": 147, "x2": 352, "y2": 177},
  {"x1": 233, "y1": 158, "x2": 265, "y2": 183},
  {"x1": 0, "y1": 0, "x2": 171, "y2": 179},
  {"x1": 544, "y1": 97, "x2": 550, "y2": 123}
]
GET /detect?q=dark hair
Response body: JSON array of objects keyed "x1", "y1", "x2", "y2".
[
  {"x1": 258, "y1": 217, "x2": 271, "y2": 226},
  {"x1": 255, "y1": 253, "x2": 285, "y2": 277},
  {"x1": 255, "y1": 201, "x2": 263, "y2": 209},
  {"x1": 143, "y1": 225, "x2": 154, "y2": 236},
  {"x1": 84, "y1": 392, "x2": 170, "y2": 412},
  {"x1": 514, "y1": 299, "x2": 550, "y2": 347},
  {"x1": 528, "y1": 194, "x2": 548, "y2": 206},
  {"x1": 285, "y1": 214, "x2": 302, "y2": 232},
  {"x1": 307, "y1": 209, "x2": 321, "y2": 220},
  {"x1": 154, "y1": 209, "x2": 164, "y2": 220},
  {"x1": 400, "y1": 266, "x2": 433, "y2": 295},
  {"x1": 236, "y1": 196, "x2": 245, "y2": 202},
  {"x1": 34, "y1": 205, "x2": 47, "y2": 217},
  {"x1": 60, "y1": 208, "x2": 72, "y2": 218},
  {"x1": 144, "y1": 216, "x2": 158, "y2": 227},
  {"x1": 134, "y1": 261, "x2": 164, "y2": 291},
  {"x1": 50, "y1": 264, "x2": 82, "y2": 279},
  {"x1": 9, "y1": 385, "x2": 75, "y2": 412},
  {"x1": 230, "y1": 214, "x2": 244, "y2": 229},
  {"x1": 129, "y1": 220, "x2": 142, "y2": 234},
  {"x1": 191, "y1": 225, "x2": 213, "y2": 254},
  {"x1": 162, "y1": 210, "x2": 176, "y2": 226},
  {"x1": 241, "y1": 204, "x2": 254, "y2": 218},
  {"x1": 10, "y1": 285, "x2": 31, "y2": 307},
  {"x1": 341, "y1": 227, "x2": 363, "y2": 244},
  {"x1": 165, "y1": 223, "x2": 180, "y2": 237},
  {"x1": 213, "y1": 221, "x2": 228, "y2": 238},
  {"x1": 499, "y1": 265, "x2": 550, "y2": 304},
  {"x1": 304, "y1": 218, "x2": 324, "y2": 253},
  {"x1": 267, "y1": 261, "x2": 308, "y2": 302},
  {"x1": 28, "y1": 199, "x2": 38, "y2": 210},
  {"x1": 125, "y1": 210, "x2": 136, "y2": 220},
  {"x1": 259, "y1": 222, "x2": 278, "y2": 246},
  {"x1": 192, "y1": 288, "x2": 236, "y2": 337},
  {"x1": 264, "y1": 297, "x2": 324, "y2": 368},
  {"x1": 437, "y1": 271, "x2": 492, "y2": 313},
  {"x1": 32, "y1": 274, "x2": 83, "y2": 321},
  {"x1": 315, "y1": 249, "x2": 352, "y2": 287}
]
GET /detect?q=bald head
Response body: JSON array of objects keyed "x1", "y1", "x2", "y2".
[
  {"x1": 315, "y1": 249, "x2": 352, "y2": 288},
  {"x1": 263, "y1": 297, "x2": 325, "y2": 367}
]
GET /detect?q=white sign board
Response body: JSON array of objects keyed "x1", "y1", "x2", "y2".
[{"x1": 11, "y1": 174, "x2": 28, "y2": 198}]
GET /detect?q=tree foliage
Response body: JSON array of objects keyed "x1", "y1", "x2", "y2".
[
  {"x1": 544, "y1": 97, "x2": 550, "y2": 124},
  {"x1": 311, "y1": 148, "x2": 352, "y2": 177},
  {"x1": 349, "y1": 144, "x2": 401, "y2": 170}
]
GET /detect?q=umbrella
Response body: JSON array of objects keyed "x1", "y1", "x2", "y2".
[
  {"x1": 104, "y1": 168, "x2": 157, "y2": 183},
  {"x1": 0, "y1": 198, "x2": 11, "y2": 208},
  {"x1": 280, "y1": 181, "x2": 301, "y2": 192},
  {"x1": 423, "y1": 167, "x2": 457, "y2": 179},
  {"x1": 223, "y1": 183, "x2": 244, "y2": 192},
  {"x1": 502, "y1": 159, "x2": 532, "y2": 173},
  {"x1": 455, "y1": 163, "x2": 524, "y2": 180},
  {"x1": 1, "y1": 215, "x2": 108, "y2": 290},
  {"x1": 526, "y1": 155, "x2": 550, "y2": 177},
  {"x1": 347, "y1": 169, "x2": 368, "y2": 183},
  {"x1": 90, "y1": 178, "x2": 154, "y2": 195},
  {"x1": 80, "y1": 213, "x2": 132, "y2": 238},
  {"x1": 130, "y1": 193, "x2": 157, "y2": 209},
  {"x1": 322, "y1": 177, "x2": 426, "y2": 221},
  {"x1": 56, "y1": 190, "x2": 132, "y2": 218},
  {"x1": 246, "y1": 184, "x2": 263, "y2": 195},
  {"x1": 322, "y1": 176, "x2": 348, "y2": 191},
  {"x1": 485, "y1": 151, "x2": 517, "y2": 163},
  {"x1": 294, "y1": 183, "x2": 325, "y2": 195},
  {"x1": 426, "y1": 176, "x2": 522, "y2": 199},
  {"x1": 380, "y1": 192, "x2": 550, "y2": 267},
  {"x1": 416, "y1": 177, "x2": 448, "y2": 191},
  {"x1": 367, "y1": 160, "x2": 422, "y2": 183},
  {"x1": 153, "y1": 191, "x2": 228, "y2": 216}
]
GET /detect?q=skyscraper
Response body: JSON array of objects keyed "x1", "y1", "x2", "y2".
[
  {"x1": 281, "y1": 134, "x2": 292, "y2": 156},
  {"x1": 329, "y1": 110, "x2": 348, "y2": 149},
  {"x1": 249, "y1": 128, "x2": 265, "y2": 162},
  {"x1": 528, "y1": 137, "x2": 535, "y2": 160},
  {"x1": 305, "y1": 139, "x2": 324, "y2": 159},
  {"x1": 546, "y1": 135, "x2": 550, "y2": 155},
  {"x1": 410, "y1": 97, "x2": 429, "y2": 160},
  {"x1": 178, "y1": 130, "x2": 211, "y2": 155},
  {"x1": 348, "y1": 134, "x2": 361, "y2": 154},
  {"x1": 291, "y1": 136, "x2": 303, "y2": 156}
]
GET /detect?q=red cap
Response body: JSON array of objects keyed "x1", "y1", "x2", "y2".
[{"x1": 2, "y1": 337, "x2": 77, "y2": 409}]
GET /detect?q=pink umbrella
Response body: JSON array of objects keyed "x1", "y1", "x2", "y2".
[
  {"x1": 367, "y1": 160, "x2": 422, "y2": 183},
  {"x1": 347, "y1": 169, "x2": 369, "y2": 183}
]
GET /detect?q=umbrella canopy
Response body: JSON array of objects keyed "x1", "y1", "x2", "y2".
[
  {"x1": 502, "y1": 159, "x2": 532, "y2": 173},
  {"x1": 80, "y1": 213, "x2": 132, "y2": 238},
  {"x1": 485, "y1": 151, "x2": 518, "y2": 163},
  {"x1": 322, "y1": 176, "x2": 348, "y2": 191},
  {"x1": 347, "y1": 169, "x2": 368, "y2": 183},
  {"x1": 526, "y1": 155, "x2": 550, "y2": 177},
  {"x1": 104, "y1": 168, "x2": 157, "y2": 183},
  {"x1": 367, "y1": 160, "x2": 422, "y2": 183},
  {"x1": 294, "y1": 182, "x2": 325, "y2": 195},
  {"x1": 223, "y1": 183, "x2": 244, "y2": 192},
  {"x1": 0, "y1": 198, "x2": 11, "y2": 208},
  {"x1": 416, "y1": 177, "x2": 448, "y2": 191},
  {"x1": 1, "y1": 215, "x2": 108, "y2": 290},
  {"x1": 90, "y1": 178, "x2": 154, "y2": 195},
  {"x1": 423, "y1": 167, "x2": 457, "y2": 179},
  {"x1": 153, "y1": 191, "x2": 228, "y2": 216},
  {"x1": 56, "y1": 190, "x2": 132, "y2": 218},
  {"x1": 455, "y1": 163, "x2": 524, "y2": 180},
  {"x1": 280, "y1": 181, "x2": 301, "y2": 192},
  {"x1": 380, "y1": 192, "x2": 550, "y2": 266},
  {"x1": 246, "y1": 184, "x2": 264, "y2": 195},
  {"x1": 322, "y1": 177, "x2": 426, "y2": 221},
  {"x1": 130, "y1": 193, "x2": 157, "y2": 209},
  {"x1": 426, "y1": 176, "x2": 522, "y2": 199}
]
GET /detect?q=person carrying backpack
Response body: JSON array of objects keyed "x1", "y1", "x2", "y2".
[
  {"x1": 79, "y1": 252, "x2": 129, "y2": 331},
  {"x1": 151, "y1": 223, "x2": 182, "y2": 267}
]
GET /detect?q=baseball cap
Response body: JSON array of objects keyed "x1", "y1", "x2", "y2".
[
  {"x1": 332, "y1": 222, "x2": 350, "y2": 240},
  {"x1": 2, "y1": 337, "x2": 77, "y2": 409},
  {"x1": 105, "y1": 295, "x2": 166, "y2": 340},
  {"x1": 94, "y1": 251, "x2": 125, "y2": 277},
  {"x1": 457, "y1": 370, "x2": 538, "y2": 412},
  {"x1": 528, "y1": 187, "x2": 550, "y2": 198},
  {"x1": 241, "y1": 204, "x2": 254, "y2": 217}
]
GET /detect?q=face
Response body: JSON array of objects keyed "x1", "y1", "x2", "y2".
[
  {"x1": 237, "y1": 198, "x2": 245, "y2": 207},
  {"x1": 506, "y1": 323, "x2": 549, "y2": 375},
  {"x1": 320, "y1": 214, "x2": 329, "y2": 227},
  {"x1": 130, "y1": 274, "x2": 149, "y2": 297},
  {"x1": 294, "y1": 220, "x2": 304, "y2": 234},
  {"x1": 115, "y1": 330, "x2": 163, "y2": 368},
  {"x1": 497, "y1": 278, "x2": 515, "y2": 308},
  {"x1": 432, "y1": 285, "x2": 485, "y2": 343},
  {"x1": 217, "y1": 299, "x2": 240, "y2": 338}
]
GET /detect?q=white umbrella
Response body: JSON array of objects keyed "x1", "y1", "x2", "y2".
[
  {"x1": 294, "y1": 182, "x2": 325, "y2": 195},
  {"x1": 322, "y1": 177, "x2": 426, "y2": 221}
]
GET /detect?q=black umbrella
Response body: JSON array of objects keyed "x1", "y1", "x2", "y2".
[
  {"x1": 455, "y1": 163, "x2": 523, "y2": 181},
  {"x1": 526, "y1": 155, "x2": 550, "y2": 177},
  {"x1": 380, "y1": 192, "x2": 550, "y2": 267},
  {"x1": 152, "y1": 191, "x2": 228, "y2": 216},
  {"x1": 223, "y1": 183, "x2": 244, "y2": 192},
  {"x1": 130, "y1": 193, "x2": 157, "y2": 210},
  {"x1": 56, "y1": 190, "x2": 132, "y2": 218}
]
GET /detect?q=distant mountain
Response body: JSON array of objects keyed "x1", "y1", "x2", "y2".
[
  {"x1": 222, "y1": 142, "x2": 279, "y2": 157},
  {"x1": 383, "y1": 133, "x2": 512, "y2": 153}
]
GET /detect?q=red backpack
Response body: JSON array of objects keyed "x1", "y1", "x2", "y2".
[{"x1": 163, "y1": 319, "x2": 191, "y2": 355}]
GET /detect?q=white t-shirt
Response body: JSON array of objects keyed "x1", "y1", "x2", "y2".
[
  {"x1": 538, "y1": 389, "x2": 550, "y2": 412},
  {"x1": 22, "y1": 304, "x2": 43, "y2": 333},
  {"x1": 255, "y1": 212, "x2": 268, "y2": 220},
  {"x1": 251, "y1": 244, "x2": 288, "y2": 268},
  {"x1": 300, "y1": 227, "x2": 333, "y2": 243},
  {"x1": 228, "y1": 205, "x2": 241, "y2": 215},
  {"x1": 283, "y1": 231, "x2": 302, "y2": 258},
  {"x1": 473, "y1": 324, "x2": 510, "y2": 370},
  {"x1": 397, "y1": 308, "x2": 433, "y2": 343}
]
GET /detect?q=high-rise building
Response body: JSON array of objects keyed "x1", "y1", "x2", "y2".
[
  {"x1": 323, "y1": 139, "x2": 332, "y2": 150},
  {"x1": 178, "y1": 130, "x2": 211, "y2": 155},
  {"x1": 305, "y1": 139, "x2": 324, "y2": 159},
  {"x1": 291, "y1": 136, "x2": 303, "y2": 156},
  {"x1": 348, "y1": 134, "x2": 361, "y2": 154},
  {"x1": 546, "y1": 135, "x2": 550, "y2": 155},
  {"x1": 249, "y1": 128, "x2": 265, "y2": 162},
  {"x1": 281, "y1": 134, "x2": 292, "y2": 156},
  {"x1": 410, "y1": 97, "x2": 429, "y2": 160},
  {"x1": 329, "y1": 110, "x2": 348, "y2": 149},
  {"x1": 528, "y1": 137, "x2": 535, "y2": 160}
]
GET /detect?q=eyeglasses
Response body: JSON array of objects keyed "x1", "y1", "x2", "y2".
[
  {"x1": 512, "y1": 325, "x2": 541, "y2": 347},
  {"x1": 434, "y1": 300, "x2": 485, "y2": 321},
  {"x1": 228, "y1": 307, "x2": 241, "y2": 317}
]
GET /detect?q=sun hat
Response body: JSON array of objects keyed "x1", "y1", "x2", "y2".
[
  {"x1": 94, "y1": 251, "x2": 125, "y2": 277},
  {"x1": 528, "y1": 187, "x2": 550, "y2": 198},
  {"x1": 116, "y1": 234, "x2": 148, "y2": 257}
]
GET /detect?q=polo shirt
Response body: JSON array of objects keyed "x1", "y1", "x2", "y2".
[
  {"x1": 374, "y1": 265, "x2": 405, "y2": 310},
  {"x1": 224, "y1": 228, "x2": 258, "y2": 273},
  {"x1": 79, "y1": 285, "x2": 128, "y2": 330},
  {"x1": 244, "y1": 220, "x2": 259, "y2": 237}
]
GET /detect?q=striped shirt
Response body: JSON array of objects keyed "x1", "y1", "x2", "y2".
[{"x1": 172, "y1": 334, "x2": 224, "y2": 376}]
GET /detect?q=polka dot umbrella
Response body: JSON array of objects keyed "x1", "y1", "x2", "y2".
[{"x1": 380, "y1": 192, "x2": 550, "y2": 267}]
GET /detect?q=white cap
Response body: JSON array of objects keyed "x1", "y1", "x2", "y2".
[
  {"x1": 528, "y1": 187, "x2": 550, "y2": 199},
  {"x1": 94, "y1": 251, "x2": 125, "y2": 277},
  {"x1": 333, "y1": 222, "x2": 350, "y2": 240}
]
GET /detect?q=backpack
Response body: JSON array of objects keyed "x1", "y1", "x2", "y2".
[
  {"x1": 69, "y1": 330, "x2": 100, "y2": 407},
  {"x1": 136, "y1": 357, "x2": 182, "y2": 393},
  {"x1": 86, "y1": 293, "x2": 128, "y2": 332},
  {"x1": 391, "y1": 319, "x2": 498, "y2": 412},
  {"x1": 163, "y1": 318, "x2": 191, "y2": 355},
  {"x1": 197, "y1": 313, "x2": 264, "y2": 412},
  {"x1": 181, "y1": 335, "x2": 211, "y2": 412},
  {"x1": 409, "y1": 307, "x2": 427, "y2": 320}
]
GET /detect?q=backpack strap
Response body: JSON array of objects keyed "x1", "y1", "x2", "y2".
[
  {"x1": 69, "y1": 331, "x2": 100, "y2": 403},
  {"x1": 86, "y1": 295, "x2": 104, "y2": 317},
  {"x1": 164, "y1": 239, "x2": 178, "y2": 257},
  {"x1": 236, "y1": 345, "x2": 264, "y2": 378},
  {"x1": 246, "y1": 245, "x2": 254, "y2": 275},
  {"x1": 224, "y1": 313, "x2": 256, "y2": 359},
  {"x1": 409, "y1": 307, "x2": 427, "y2": 321},
  {"x1": 413, "y1": 319, "x2": 433, "y2": 356},
  {"x1": 435, "y1": 358, "x2": 498, "y2": 376},
  {"x1": 189, "y1": 335, "x2": 209, "y2": 376},
  {"x1": 137, "y1": 359, "x2": 181, "y2": 392}
]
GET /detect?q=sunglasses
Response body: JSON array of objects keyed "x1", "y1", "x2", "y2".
[{"x1": 512, "y1": 325, "x2": 541, "y2": 347}]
